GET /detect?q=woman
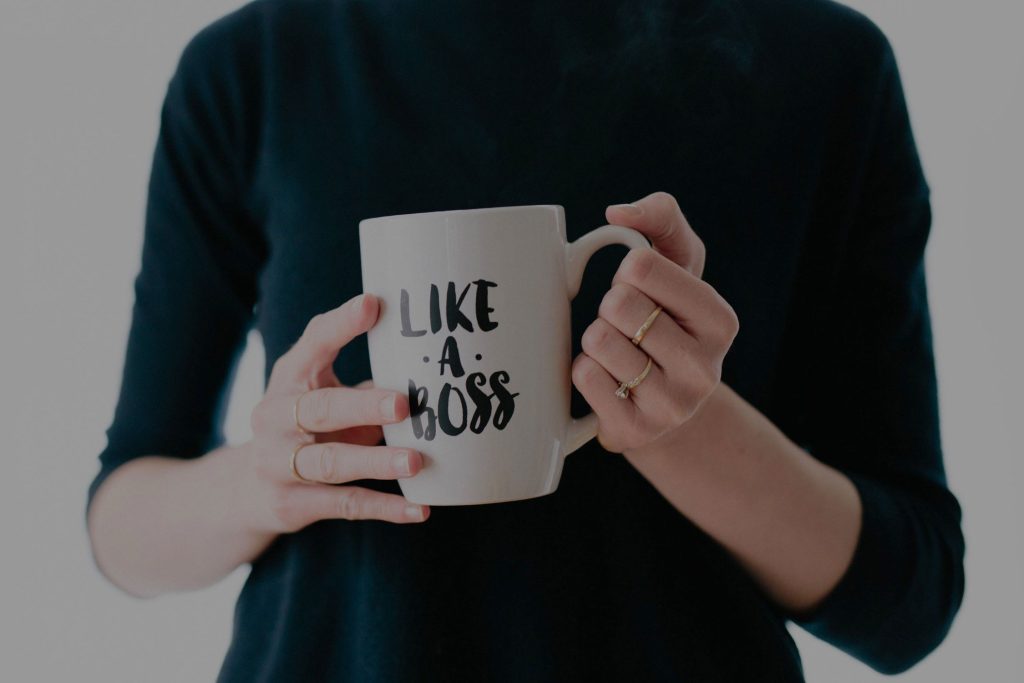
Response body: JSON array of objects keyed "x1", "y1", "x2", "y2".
[{"x1": 86, "y1": 1, "x2": 965, "y2": 680}]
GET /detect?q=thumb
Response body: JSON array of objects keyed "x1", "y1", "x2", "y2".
[{"x1": 605, "y1": 191, "x2": 706, "y2": 276}]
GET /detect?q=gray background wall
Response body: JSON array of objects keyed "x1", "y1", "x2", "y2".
[{"x1": 1, "y1": 1, "x2": 1021, "y2": 680}]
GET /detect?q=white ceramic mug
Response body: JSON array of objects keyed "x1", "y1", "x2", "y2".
[{"x1": 359, "y1": 205, "x2": 651, "y2": 505}]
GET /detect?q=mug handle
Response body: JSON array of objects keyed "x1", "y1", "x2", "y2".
[{"x1": 563, "y1": 224, "x2": 653, "y2": 455}]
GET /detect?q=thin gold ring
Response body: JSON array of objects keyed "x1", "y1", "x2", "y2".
[
  {"x1": 294, "y1": 391, "x2": 313, "y2": 435},
  {"x1": 615, "y1": 355, "x2": 654, "y2": 399},
  {"x1": 631, "y1": 305, "x2": 663, "y2": 346},
  {"x1": 290, "y1": 441, "x2": 316, "y2": 484}
]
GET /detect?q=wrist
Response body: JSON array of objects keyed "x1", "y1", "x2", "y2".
[
  {"x1": 194, "y1": 442, "x2": 278, "y2": 543},
  {"x1": 621, "y1": 380, "x2": 728, "y2": 465}
]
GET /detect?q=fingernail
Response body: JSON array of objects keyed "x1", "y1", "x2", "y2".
[
  {"x1": 609, "y1": 202, "x2": 643, "y2": 216},
  {"x1": 395, "y1": 452, "x2": 412, "y2": 476},
  {"x1": 379, "y1": 395, "x2": 396, "y2": 420},
  {"x1": 406, "y1": 504, "x2": 424, "y2": 521}
]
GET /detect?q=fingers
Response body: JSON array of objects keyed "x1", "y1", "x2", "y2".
[
  {"x1": 610, "y1": 249, "x2": 737, "y2": 345},
  {"x1": 606, "y1": 191, "x2": 706, "y2": 276},
  {"x1": 596, "y1": 281, "x2": 724, "y2": 411},
  {"x1": 580, "y1": 317, "x2": 671, "y2": 417},
  {"x1": 272, "y1": 294, "x2": 380, "y2": 390},
  {"x1": 570, "y1": 353, "x2": 642, "y2": 454},
  {"x1": 298, "y1": 386, "x2": 409, "y2": 432},
  {"x1": 292, "y1": 442, "x2": 423, "y2": 484},
  {"x1": 575, "y1": 192, "x2": 737, "y2": 456},
  {"x1": 580, "y1": 312, "x2": 704, "y2": 433},
  {"x1": 252, "y1": 386, "x2": 409, "y2": 436},
  {"x1": 315, "y1": 381, "x2": 384, "y2": 445},
  {"x1": 272, "y1": 484, "x2": 430, "y2": 529},
  {"x1": 596, "y1": 282, "x2": 699, "y2": 373}
]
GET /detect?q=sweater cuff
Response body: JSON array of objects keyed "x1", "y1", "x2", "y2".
[{"x1": 789, "y1": 469, "x2": 913, "y2": 668}]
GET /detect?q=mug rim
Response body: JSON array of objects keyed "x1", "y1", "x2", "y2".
[{"x1": 359, "y1": 204, "x2": 563, "y2": 226}]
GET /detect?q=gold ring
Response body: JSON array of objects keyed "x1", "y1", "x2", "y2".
[
  {"x1": 290, "y1": 441, "x2": 316, "y2": 484},
  {"x1": 631, "y1": 305, "x2": 663, "y2": 346},
  {"x1": 294, "y1": 391, "x2": 313, "y2": 435},
  {"x1": 614, "y1": 355, "x2": 653, "y2": 399}
]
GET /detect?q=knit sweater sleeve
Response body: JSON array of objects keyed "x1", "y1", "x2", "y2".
[
  {"x1": 86, "y1": 7, "x2": 266, "y2": 518},
  {"x1": 787, "y1": 27, "x2": 966, "y2": 675}
]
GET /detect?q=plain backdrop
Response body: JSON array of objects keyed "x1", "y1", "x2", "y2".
[{"x1": 2, "y1": 1, "x2": 1021, "y2": 680}]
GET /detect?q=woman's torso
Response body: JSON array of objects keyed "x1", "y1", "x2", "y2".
[{"x1": 210, "y1": 0, "x2": 879, "y2": 680}]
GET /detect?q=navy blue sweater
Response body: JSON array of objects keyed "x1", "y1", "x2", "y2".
[{"x1": 87, "y1": 1, "x2": 965, "y2": 680}]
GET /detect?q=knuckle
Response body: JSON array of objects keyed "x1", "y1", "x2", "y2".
[
  {"x1": 599, "y1": 283, "x2": 634, "y2": 322},
  {"x1": 692, "y1": 244, "x2": 708, "y2": 274},
  {"x1": 621, "y1": 248, "x2": 656, "y2": 284},
  {"x1": 651, "y1": 190, "x2": 678, "y2": 207},
  {"x1": 317, "y1": 445, "x2": 341, "y2": 483},
  {"x1": 581, "y1": 320, "x2": 610, "y2": 356},
  {"x1": 695, "y1": 238, "x2": 707, "y2": 261},
  {"x1": 572, "y1": 355, "x2": 597, "y2": 387},
  {"x1": 269, "y1": 486, "x2": 303, "y2": 531},
  {"x1": 335, "y1": 490, "x2": 362, "y2": 520},
  {"x1": 693, "y1": 277, "x2": 717, "y2": 301},
  {"x1": 307, "y1": 390, "x2": 334, "y2": 429},
  {"x1": 722, "y1": 303, "x2": 740, "y2": 342},
  {"x1": 707, "y1": 291, "x2": 739, "y2": 343}
]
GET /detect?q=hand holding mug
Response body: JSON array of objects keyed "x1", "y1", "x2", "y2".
[
  {"x1": 244, "y1": 293, "x2": 431, "y2": 531},
  {"x1": 572, "y1": 191, "x2": 740, "y2": 455}
]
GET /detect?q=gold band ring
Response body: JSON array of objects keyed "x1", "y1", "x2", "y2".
[
  {"x1": 614, "y1": 355, "x2": 654, "y2": 400},
  {"x1": 631, "y1": 305, "x2": 663, "y2": 346},
  {"x1": 290, "y1": 441, "x2": 316, "y2": 484},
  {"x1": 294, "y1": 391, "x2": 313, "y2": 435}
]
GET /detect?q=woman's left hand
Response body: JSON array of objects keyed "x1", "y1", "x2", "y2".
[{"x1": 571, "y1": 191, "x2": 740, "y2": 455}]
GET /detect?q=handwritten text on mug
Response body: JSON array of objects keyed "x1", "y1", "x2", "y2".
[{"x1": 400, "y1": 280, "x2": 519, "y2": 440}]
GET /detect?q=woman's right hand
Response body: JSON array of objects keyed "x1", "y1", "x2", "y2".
[{"x1": 242, "y1": 292, "x2": 430, "y2": 534}]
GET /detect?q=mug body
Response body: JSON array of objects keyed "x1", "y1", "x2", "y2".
[{"x1": 359, "y1": 205, "x2": 572, "y2": 505}]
